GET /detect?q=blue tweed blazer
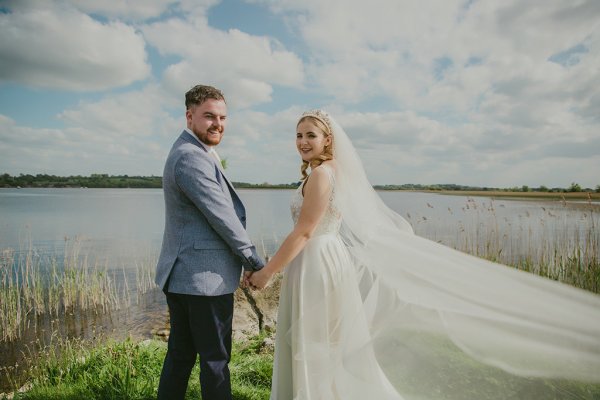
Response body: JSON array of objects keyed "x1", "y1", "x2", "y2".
[{"x1": 155, "y1": 131, "x2": 264, "y2": 296}]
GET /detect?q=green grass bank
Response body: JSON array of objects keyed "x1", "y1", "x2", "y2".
[
  {"x1": 1, "y1": 334, "x2": 273, "y2": 400},
  {"x1": 3, "y1": 332, "x2": 600, "y2": 400}
]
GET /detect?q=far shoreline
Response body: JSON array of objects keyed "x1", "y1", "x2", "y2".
[
  {"x1": 4, "y1": 186, "x2": 599, "y2": 210},
  {"x1": 2, "y1": 185, "x2": 599, "y2": 201}
]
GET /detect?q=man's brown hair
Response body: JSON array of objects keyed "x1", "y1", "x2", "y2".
[{"x1": 185, "y1": 85, "x2": 226, "y2": 109}]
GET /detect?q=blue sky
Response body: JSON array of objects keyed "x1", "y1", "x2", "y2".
[{"x1": 1, "y1": 0, "x2": 599, "y2": 187}]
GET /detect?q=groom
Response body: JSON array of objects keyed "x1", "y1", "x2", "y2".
[{"x1": 155, "y1": 84, "x2": 264, "y2": 400}]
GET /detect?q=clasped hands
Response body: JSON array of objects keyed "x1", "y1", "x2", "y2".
[{"x1": 243, "y1": 268, "x2": 274, "y2": 290}]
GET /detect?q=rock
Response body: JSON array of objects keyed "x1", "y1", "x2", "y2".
[
  {"x1": 154, "y1": 329, "x2": 170, "y2": 341},
  {"x1": 233, "y1": 274, "x2": 281, "y2": 339},
  {"x1": 260, "y1": 337, "x2": 275, "y2": 352}
]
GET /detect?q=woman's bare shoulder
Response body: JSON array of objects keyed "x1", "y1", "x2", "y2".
[
  {"x1": 305, "y1": 162, "x2": 335, "y2": 195},
  {"x1": 315, "y1": 160, "x2": 337, "y2": 175}
]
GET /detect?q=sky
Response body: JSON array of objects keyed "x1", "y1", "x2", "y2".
[{"x1": 0, "y1": 0, "x2": 599, "y2": 188}]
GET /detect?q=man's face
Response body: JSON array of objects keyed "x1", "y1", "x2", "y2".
[{"x1": 186, "y1": 98, "x2": 227, "y2": 146}]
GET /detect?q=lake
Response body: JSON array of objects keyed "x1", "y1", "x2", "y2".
[
  {"x1": 0, "y1": 188, "x2": 598, "y2": 390},
  {"x1": 2, "y1": 187, "x2": 596, "y2": 259}
]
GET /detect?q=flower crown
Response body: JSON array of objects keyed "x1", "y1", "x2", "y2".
[{"x1": 300, "y1": 109, "x2": 332, "y2": 135}]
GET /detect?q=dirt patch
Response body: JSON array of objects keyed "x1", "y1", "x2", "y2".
[
  {"x1": 152, "y1": 274, "x2": 283, "y2": 342},
  {"x1": 233, "y1": 274, "x2": 282, "y2": 340}
]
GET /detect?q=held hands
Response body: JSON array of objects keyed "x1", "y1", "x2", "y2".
[
  {"x1": 241, "y1": 271, "x2": 254, "y2": 289},
  {"x1": 246, "y1": 268, "x2": 274, "y2": 290}
]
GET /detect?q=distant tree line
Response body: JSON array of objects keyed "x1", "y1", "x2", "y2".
[
  {"x1": 232, "y1": 181, "x2": 301, "y2": 189},
  {"x1": 373, "y1": 182, "x2": 600, "y2": 193},
  {"x1": 0, "y1": 173, "x2": 162, "y2": 188},
  {"x1": 0, "y1": 173, "x2": 301, "y2": 190},
  {"x1": 1, "y1": 174, "x2": 598, "y2": 193}
]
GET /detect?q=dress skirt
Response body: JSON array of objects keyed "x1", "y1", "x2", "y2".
[{"x1": 270, "y1": 233, "x2": 402, "y2": 400}]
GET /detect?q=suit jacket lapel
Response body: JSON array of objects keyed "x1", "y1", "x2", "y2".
[
  {"x1": 219, "y1": 168, "x2": 244, "y2": 211},
  {"x1": 178, "y1": 130, "x2": 245, "y2": 218}
]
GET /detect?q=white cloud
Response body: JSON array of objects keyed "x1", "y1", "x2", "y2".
[
  {"x1": 59, "y1": 85, "x2": 176, "y2": 140},
  {"x1": 0, "y1": 0, "x2": 598, "y2": 188},
  {"x1": 0, "y1": 1, "x2": 150, "y2": 91},
  {"x1": 71, "y1": 0, "x2": 223, "y2": 20},
  {"x1": 0, "y1": 84, "x2": 181, "y2": 176},
  {"x1": 215, "y1": 107, "x2": 302, "y2": 182},
  {"x1": 141, "y1": 16, "x2": 304, "y2": 109},
  {"x1": 245, "y1": 0, "x2": 600, "y2": 186},
  {"x1": 256, "y1": 0, "x2": 599, "y2": 117},
  {"x1": 71, "y1": 0, "x2": 176, "y2": 21}
]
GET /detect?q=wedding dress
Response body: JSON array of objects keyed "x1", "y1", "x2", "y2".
[
  {"x1": 269, "y1": 111, "x2": 600, "y2": 400},
  {"x1": 271, "y1": 163, "x2": 402, "y2": 399}
]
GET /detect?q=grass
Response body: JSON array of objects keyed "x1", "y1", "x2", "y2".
[
  {"x1": 0, "y1": 237, "x2": 156, "y2": 342},
  {"x1": 1, "y1": 334, "x2": 274, "y2": 400},
  {"x1": 4, "y1": 332, "x2": 600, "y2": 400},
  {"x1": 407, "y1": 196, "x2": 600, "y2": 293}
]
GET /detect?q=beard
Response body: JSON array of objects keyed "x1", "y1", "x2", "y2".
[
  {"x1": 204, "y1": 129, "x2": 223, "y2": 145},
  {"x1": 194, "y1": 127, "x2": 223, "y2": 146}
]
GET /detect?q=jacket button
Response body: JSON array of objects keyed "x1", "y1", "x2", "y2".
[{"x1": 241, "y1": 216, "x2": 246, "y2": 222}]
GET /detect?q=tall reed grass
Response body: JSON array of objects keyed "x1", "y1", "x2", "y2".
[
  {"x1": 407, "y1": 196, "x2": 599, "y2": 293},
  {"x1": 0, "y1": 237, "x2": 157, "y2": 342}
]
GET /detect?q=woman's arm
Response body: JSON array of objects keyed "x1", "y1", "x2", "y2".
[{"x1": 248, "y1": 165, "x2": 332, "y2": 289}]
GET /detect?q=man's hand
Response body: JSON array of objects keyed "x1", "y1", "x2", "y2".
[
  {"x1": 241, "y1": 271, "x2": 253, "y2": 288},
  {"x1": 248, "y1": 268, "x2": 273, "y2": 290}
]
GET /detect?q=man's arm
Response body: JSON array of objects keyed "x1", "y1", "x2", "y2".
[{"x1": 175, "y1": 151, "x2": 264, "y2": 271}]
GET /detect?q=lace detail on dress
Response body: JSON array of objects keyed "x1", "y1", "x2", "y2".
[{"x1": 290, "y1": 164, "x2": 341, "y2": 236}]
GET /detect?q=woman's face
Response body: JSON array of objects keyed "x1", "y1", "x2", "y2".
[{"x1": 296, "y1": 120, "x2": 331, "y2": 163}]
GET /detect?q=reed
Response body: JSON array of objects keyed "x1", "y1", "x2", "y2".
[
  {"x1": 0, "y1": 237, "x2": 158, "y2": 342},
  {"x1": 134, "y1": 254, "x2": 157, "y2": 299},
  {"x1": 407, "y1": 197, "x2": 599, "y2": 293}
]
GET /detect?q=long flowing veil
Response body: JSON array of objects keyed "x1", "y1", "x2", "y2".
[{"x1": 324, "y1": 111, "x2": 600, "y2": 398}]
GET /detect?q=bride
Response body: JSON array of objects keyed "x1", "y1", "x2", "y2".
[{"x1": 248, "y1": 110, "x2": 600, "y2": 399}]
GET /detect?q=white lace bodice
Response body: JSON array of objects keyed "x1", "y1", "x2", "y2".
[{"x1": 290, "y1": 164, "x2": 341, "y2": 236}]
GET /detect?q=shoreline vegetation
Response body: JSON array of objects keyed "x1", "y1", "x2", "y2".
[
  {"x1": 0, "y1": 238, "x2": 156, "y2": 343},
  {"x1": 1, "y1": 173, "x2": 599, "y2": 200},
  {"x1": 1, "y1": 334, "x2": 274, "y2": 400},
  {"x1": 1, "y1": 178, "x2": 599, "y2": 398},
  {"x1": 4, "y1": 333, "x2": 600, "y2": 400}
]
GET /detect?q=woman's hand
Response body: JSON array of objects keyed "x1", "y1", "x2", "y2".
[{"x1": 248, "y1": 268, "x2": 274, "y2": 290}]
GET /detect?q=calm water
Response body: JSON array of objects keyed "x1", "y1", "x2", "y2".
[
  {"x1": 1, "y1": 187, "x2": 596, "y2": 278},
  {"x1": 1, "y1": 187, "x2": 597, "y2": 287},
  {"x1": 0, "y1": 188, "x2": 597, "y2": 389},
  {"x1": 2, "y1": 187, "x2": 594, "y2": 253},
  {"x1": 0, "y1": 188, "x2": 293, "y2": 257}
]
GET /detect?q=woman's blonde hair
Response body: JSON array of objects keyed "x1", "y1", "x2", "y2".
[{"x1": 297, "y1": 114, "x2": 334, "y2": 180}]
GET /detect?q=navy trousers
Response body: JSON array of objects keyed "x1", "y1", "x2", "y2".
[{"x1": 157, "y1": 291, "x2": 234, "y2": 400}]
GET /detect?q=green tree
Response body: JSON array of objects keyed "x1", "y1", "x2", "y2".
[
  {"x1": 521, "y1": 185, "x2": 530, "y2": 192},
  {"x1": 568, "y1": 182, "x2": 582, "y2": 192}
]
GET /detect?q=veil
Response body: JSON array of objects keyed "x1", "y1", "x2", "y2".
[{"x1": 318, "y1": 111, "x2": 600, "y2": 398}]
